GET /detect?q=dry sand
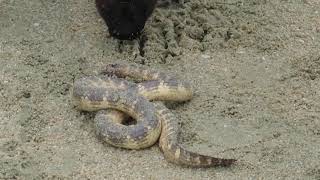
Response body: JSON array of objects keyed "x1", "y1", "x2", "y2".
[{"x1": 1, "y1": 0, "x2": 320, "y2": 179}]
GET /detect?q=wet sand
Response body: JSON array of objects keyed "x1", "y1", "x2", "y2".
[{"x1": 1, "y1": 0, "x2": 320, "y2": 179}]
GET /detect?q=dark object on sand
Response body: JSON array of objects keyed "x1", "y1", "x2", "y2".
[{"x1": 96, "y1": 0, "x2": 157, "y2": 40}]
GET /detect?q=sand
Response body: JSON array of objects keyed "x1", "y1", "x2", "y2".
[{"x1": 1, "y1": 0, "x2": 320, "y2": 179}]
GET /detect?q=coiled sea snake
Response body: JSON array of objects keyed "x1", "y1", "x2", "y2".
[{"x1": 72, "y1": 63, "x2": 236, "y2": 167}]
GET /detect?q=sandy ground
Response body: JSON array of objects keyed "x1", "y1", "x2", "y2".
[{"x1": 1, "y1": 0, "x2": 320, "y2": 179}]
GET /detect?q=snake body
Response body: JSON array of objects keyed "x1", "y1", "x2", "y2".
[{"x1": 72, "y1": 63, "x2": 236, "y2": 167}]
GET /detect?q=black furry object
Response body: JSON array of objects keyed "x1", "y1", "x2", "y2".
[{"x1": 96, "y1": 0, "x2": 157, "y2": 40}]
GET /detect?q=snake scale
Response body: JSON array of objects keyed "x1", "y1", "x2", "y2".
[{"x1": 72, "y1": 63, "x2": 236, "y2": 167}]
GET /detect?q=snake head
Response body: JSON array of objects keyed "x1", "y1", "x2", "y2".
[
  {"x1": 96, "y1": 0, "x2": 157, "y2": 40},
  {"x1": 101, "y1": 63, "x2": 126, "y2": 78}
]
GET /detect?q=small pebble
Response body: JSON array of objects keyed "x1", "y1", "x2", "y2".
[{"x1": 201, "y1": 54, "x2": 210, "y2": 59}]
